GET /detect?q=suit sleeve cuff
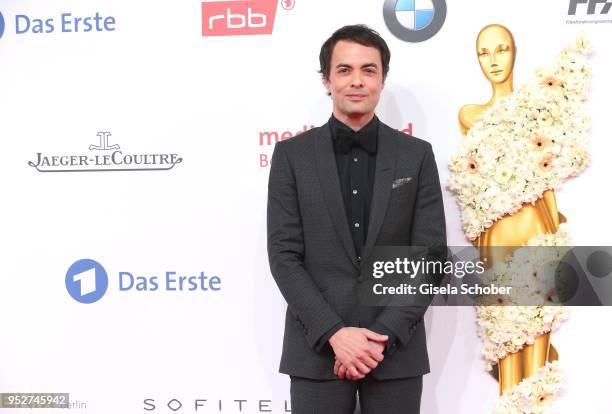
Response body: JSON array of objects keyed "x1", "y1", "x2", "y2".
[{"x1": 314, "y1": 322, "x2": 345, "y2": 352}]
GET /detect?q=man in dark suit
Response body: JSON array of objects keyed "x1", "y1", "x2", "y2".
[{"x1": 267, "y1": 25, "x2": 446, "y2": 413}]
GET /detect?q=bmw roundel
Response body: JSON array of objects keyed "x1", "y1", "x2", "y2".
[{"x1": 383, "y1": 0, "x2": 447, "y2": 43}]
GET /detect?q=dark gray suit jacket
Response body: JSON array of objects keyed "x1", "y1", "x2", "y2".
[{"x1": 267, "y1": 119, "x2": 446, "y2": 380}]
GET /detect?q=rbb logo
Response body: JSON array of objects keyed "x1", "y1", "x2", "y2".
[
  {"x1": 210, "y1": 8, "x2": 265, "y2": 29},
  {"x1": 281, "y1": 0, "x2": 295, "y2": 10},
  {"x1": 202, "y1": 0, "x2": 278, "y2": 36},
  {"x1": 568, "y1": 0, "x2": 612, "y2": 14}
]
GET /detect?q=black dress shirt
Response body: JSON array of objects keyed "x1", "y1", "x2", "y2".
[
  {"x1": 330, "y1": 114, "x2": 378, "y2": 258},
  {"x1": 316, "y1": 115, "x2": 398, "y2": 356}
]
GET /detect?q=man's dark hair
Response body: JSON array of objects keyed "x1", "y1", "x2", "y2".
[{"x1": 319, "y1": 24, "x2": 391, "y2": 82}]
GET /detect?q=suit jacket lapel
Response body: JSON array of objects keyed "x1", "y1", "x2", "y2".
[
  {"x1": 362, "y1": 123, "x2": 399, "y2": 263},
  {"x1": 315, "y1": 123, "x2": 359, "y2": 267}
]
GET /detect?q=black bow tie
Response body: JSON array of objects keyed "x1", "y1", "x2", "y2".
[{"x1": 334, "y1": 129, "x2": 377, "y2": 154}]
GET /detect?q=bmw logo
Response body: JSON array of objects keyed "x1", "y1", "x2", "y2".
[
  {"x1": 383, "y1": 0, "x2": 447, "y2": 43},
  {"x1": 0, "y1": 12, "x2": 5, "y2": 40}
]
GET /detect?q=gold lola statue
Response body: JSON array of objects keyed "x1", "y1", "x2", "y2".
[{"x1": 458, "y1": 24, "x2": 562, "y2": 394}]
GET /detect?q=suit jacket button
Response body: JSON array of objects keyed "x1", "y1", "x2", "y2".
[
  {"x1": 357, "y1": 275, "x2": 364, "y2": 283},
  {"x1": 388, "y1": 345, "x2": 397, "y2": 356}
]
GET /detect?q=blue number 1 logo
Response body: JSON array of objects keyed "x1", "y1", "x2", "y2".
[
  {"x1": 0, "y1": 12, "x2": 5, "y2": 40},
  {"x1": 66, "y1": 259, "x2": 108, "y2": 304}
]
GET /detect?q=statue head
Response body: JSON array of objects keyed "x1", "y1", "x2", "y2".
[{"x1": 476, "y1": 24, "x2": 516, "y2": 84}]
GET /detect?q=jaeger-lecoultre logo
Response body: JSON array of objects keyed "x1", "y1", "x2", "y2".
[{"x1": 28, "y1": 131, "x2": 183, "y2": 173}]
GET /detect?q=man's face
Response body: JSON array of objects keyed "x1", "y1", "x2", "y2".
[{"x1": 323, "y1": 40, "x2": 384, "y2": 120}]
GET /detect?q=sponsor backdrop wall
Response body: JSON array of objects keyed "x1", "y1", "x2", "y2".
[{"x1": 1, "y1": 0, "x2": 611, "y2": 412}]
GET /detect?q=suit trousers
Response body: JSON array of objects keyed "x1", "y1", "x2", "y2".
[{"x1": 289, "y1": 375, "x2": 423, "y2": 414}]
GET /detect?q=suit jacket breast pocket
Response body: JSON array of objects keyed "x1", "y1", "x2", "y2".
[
  {"x1": 389, "y1": 174, "x2": 416, "y2": 204},
  {"x1": 380, "y1": 176, "x2": 415, "y2": 241}
]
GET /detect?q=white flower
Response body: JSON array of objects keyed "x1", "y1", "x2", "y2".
[{"x1": 495, "y1": 168, "x2": 513, "y2": 184}]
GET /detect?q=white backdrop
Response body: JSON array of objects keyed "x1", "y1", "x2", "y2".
[{"x1": 1, "y1": 0, "x2": 611, "y2": 412}]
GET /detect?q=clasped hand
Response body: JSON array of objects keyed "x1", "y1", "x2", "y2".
[{"x1": 328, "y1": 327, "x2": 388, "y2": 381}]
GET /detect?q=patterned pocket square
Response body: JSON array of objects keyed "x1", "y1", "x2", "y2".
[{"x1": 392, "y1": 176, "x2": 412, "y2": 189}]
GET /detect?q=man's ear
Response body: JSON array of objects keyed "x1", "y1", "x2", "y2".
[{"x1": 323, "y1": 78, "x2": 331, "y2": 95}]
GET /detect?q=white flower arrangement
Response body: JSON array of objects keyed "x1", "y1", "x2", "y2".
[
  {"x1": 480, "y1": 225, "x2": 572, "y2": 306},
  {"x1": 476, "y1": 226, "x2": 570, "y2": 371},
  {"x1": 493, "y1": 361, "x2": 564, "y2": 414},
  {"x1": 476, "y1": 305, "x2": 568, "y2": 371},
  {"x1": 449, "y1": 35, "x2": 592, "y2": 240},
  {"x1": 449, "y1": 36, "x2": 592, "y2": 412}
]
